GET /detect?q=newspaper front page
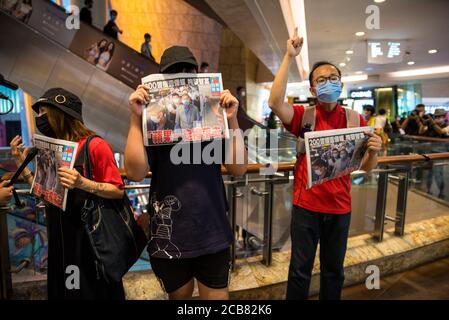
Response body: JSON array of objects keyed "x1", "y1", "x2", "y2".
[
  {"x1": 31, "y1": 134, "x2": 79, "y2": 211},
  {"x1": 304, "y1": 126, "x2": 374, "y2": 189},
  {"x1": 141, "y1": 73, "x2": 228, "y2": 146}
]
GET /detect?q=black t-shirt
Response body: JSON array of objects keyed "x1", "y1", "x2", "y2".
[
  {"x1": 80, "y1": 7, "x2": 92, "y2": 25},
  {"x1": 103, "y1": 20, "x2": 118, "y2": 39},
  {"x1": 404, "y1": 118, "x2": 419, "y2": 135},
  {"x1": 146, "y1": 141, "x2": 233, "y2": 259}
]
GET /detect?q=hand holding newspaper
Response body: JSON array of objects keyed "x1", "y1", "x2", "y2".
[
  {"x1": 31, "y1": 134, "x2": 79, "y2": 211},
  {"x1": 304, "y1": 127, "x2": 374, "y2": 189},
  {"x1": 141, "y1": 73, "x2": 229, "y2": 146}
]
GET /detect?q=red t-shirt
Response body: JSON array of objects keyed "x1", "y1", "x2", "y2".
[
  {"x1": 76, "y1": 137, "x2": 124, "y2": 189},
  {"x1": 283, "y1": 103, "x2": 366, "y2": 214}
]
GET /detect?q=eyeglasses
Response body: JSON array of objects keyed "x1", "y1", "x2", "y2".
[{"x1": 314, "y1": 75, "x2": 341, "y2": 86}]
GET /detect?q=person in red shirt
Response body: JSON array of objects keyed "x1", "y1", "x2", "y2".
[
  {"x1": 268, "y1": 29, "x2": 381, "y2": 300},
  {"x1": 10, "y1": 88, "x2": 125, "y2": 300}
]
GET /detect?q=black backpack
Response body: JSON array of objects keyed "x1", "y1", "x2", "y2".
[{"x1": 80, "y1": 136, "x2": 148, "y2": 283}]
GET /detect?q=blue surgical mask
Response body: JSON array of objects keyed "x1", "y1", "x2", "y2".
[
  {"x1": 316, "y1": 81, "x2": 342, "y2": 103},
  {"x1": 182, "y1": 100, "x2": 190, "y2": 107}
]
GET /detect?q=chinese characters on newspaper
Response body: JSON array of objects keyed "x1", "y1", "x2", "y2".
[
  {"x1": 31, "y1": 134, "x2": 79, "y2": 211},
  {"x1": 305, "y1": 127, "x2": 374, "y2": 189},
  {"x1": 141, "y1": 73, "x2": 229, "y2": 146}
]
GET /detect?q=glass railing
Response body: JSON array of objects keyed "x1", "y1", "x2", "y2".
[{"x1": 1, "y1": 138, "x2": 449, "y2": 292}]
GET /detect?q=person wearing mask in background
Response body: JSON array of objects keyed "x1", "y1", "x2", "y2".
[
  {"x1": 141, "y1": 33, "x2": 155, "y2": 61},
  {"x1": 0, "y1": 181, "x2": 13, "y2": 206},
  {"x1": 268, "y1": 28, "x2": 381, "y2": 300},
  {"x1": 124, "y1": 45, "x2": 247, "y2": 300},
  {"x1": 175, "y1": 93, "x2": 200, "y2": 129},
  {"x1": 363, "y1": 105, "x2": 376, "y2": 127},
  {"x1": 103, "y1": 10, "x2": 123, "y2": 40},
  {"x1": 421, "y1": 108, "x2": 449, "y2": 138},
  {"x1": 401, "y1": 104, "x2": 426, "y2": 136},
  {"x1": 199, "y1": 62, "x2": 209, "y2": 73},
  {"x1": 10, "y1": 88, "x2": 126, "y2": 300},
  {"x1": 80, "y1": 0, "x2": 93, "y2": 25}
]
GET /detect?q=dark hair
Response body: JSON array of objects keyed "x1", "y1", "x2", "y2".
[
  {"x1": 200, "y1": 62, "x2": 209, "y2": 69},
  {"x1": 312, "y1": 158, "x2": 327, "y2": 168},
  {"x1": 85, "y1": 0, "x2": 93, "y2": 5},
  {"x1": 110, "y1": 10, "x2": 117, "y2": 16},
  {"x1": 309, "y1": 61, "x2": 342, "y2": 86},
  {"x1": 144, "y1": 33, "x2": 151, "y2": 39},
  {"x1": 163, "y1": 62, "x2": 198, "y2": 74},
  {"x1": 378, "y1": 108, "x2": 386, "y2": 115},
  {"x1": 45, "y1": 106, "x2": 95, "y2": 142},
  {"x1": 416, "y1": 104, "x2": 425, "y2": 109},
  {"x1": 363, "y1": 104, "x2": 375, "y2": 115},
  {"x1": 107, "y1": 42, "x2": 115, "y2": 56}
]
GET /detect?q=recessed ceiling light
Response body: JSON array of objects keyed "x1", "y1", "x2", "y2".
[
  {"x1": 339, "y1": 62, "x2": 346, "y2": 67},
  {"x1": 355, "y1": 71, "x2": 363, "y2": 74},
  {"x1": 374, "y1": 0, "x2": 385, "y2": 3},
  {"x1": 355, "y1": 31, "x2": 365, "y2": 37},
  {"x1": 346, "y1": 57, "x2": 351, "y2": 62},
  {"x1": 407, "y1": 61, "x2": 415, "y2": 65},
  {"x1": 346, "y1": 50, "x2": 354, "y2": 55},
  {"x1": 428, "y1": 49, "x2": 438, "y2": 54}
]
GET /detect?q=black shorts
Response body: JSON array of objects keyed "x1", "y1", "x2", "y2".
[{"x1": 150, "y1": 247, "x2": 231, "y2": 294}]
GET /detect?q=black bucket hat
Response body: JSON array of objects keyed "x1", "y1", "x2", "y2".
[
  {"x1": 32, "y1": 88, "x2": 83, "y2": 122},
  {"x1": 159, "y1": 46, "x2": 198, "y2": 73}
]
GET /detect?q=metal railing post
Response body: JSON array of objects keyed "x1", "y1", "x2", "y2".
[
  {"x1": 373, "y1": 171, "x2": 389, "y2": 241},
  {"x1": 395, "y1": 171, "x2": 409, "y2": 236},
  {"x1": 262, "y1": 178, "x2": 274, "y2": 266}
]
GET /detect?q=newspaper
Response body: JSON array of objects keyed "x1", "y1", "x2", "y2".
[
  {"x1": 141, "y1": 73, "x2": 229, "y2": 146},
  {"x1": 304, "y1": 126, "x2": 374, "y2": 189},
  {"x1": 31, "y1": 134, "x2": 79, "y2": 211}
]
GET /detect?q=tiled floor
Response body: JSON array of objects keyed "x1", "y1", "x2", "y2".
[{"x1": 331, "y1": 257, "x2": 449, "y2": 300}]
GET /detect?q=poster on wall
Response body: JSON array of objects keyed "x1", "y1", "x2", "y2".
[
  {"x1": 304, "y1": 127, "x2": 374, "y2": 189},
  {"x1": 141, "y1": 73, "x2": 229, "y2": 146},
  {"x1": 69, "y1": 24, "x2": 159, "y2": 88}
]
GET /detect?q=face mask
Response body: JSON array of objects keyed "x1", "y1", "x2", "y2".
[
  {"x1": 435, "y1": 117, "x2": 445, "y2": 125},
  {"x1": 35, "y1": 114, "x2": 56, "y2": 138},
  {"x1": 182, "y1": 100, "x2": 190, "y2": 107},
  {"x1": 316, "y1": 81, "x2": 342, "y2": 103},
  {"x1": 314, "y1": 169, "x2": 323, "y2": 176}
]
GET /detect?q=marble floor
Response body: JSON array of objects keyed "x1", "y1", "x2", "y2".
[{"x1": 324, "y1": 257, "x2": 449, "y2": 300}]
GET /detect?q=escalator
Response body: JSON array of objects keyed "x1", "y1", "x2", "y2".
[{"x1": 0, "y1": 0, "x2": 159, "y2": 152}]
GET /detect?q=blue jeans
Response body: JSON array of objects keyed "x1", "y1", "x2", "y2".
[{"x1": 286, "y1": 206, "x2": 351, "y2": 300}]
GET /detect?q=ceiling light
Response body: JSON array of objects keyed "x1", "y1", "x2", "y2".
[
  {"x1": 428, "y1": 49, "x2": 438, "y2": 54},
  {"x1": 358, "y1": 86, "x2": 363, "y2": 90},
  {"x1": 346, "y1": 50, "x2": 354, "y2": 55},
  {"x1": 339, "y1": 62, "x2": 346, "y2": 67},
  {"x1": 387, "y1": 65, "x2": 449, "y2": 78},
  {"x1": 355, "y1": 31, "x2": 365, "y2": 37},
  {"x1": 355, "y1": 71, "x2": 363, "y2": 74},
  {"x1": 374, "y1": 0, "x2": 385, "y2": 3},
  {"x1": 341, "y1": 74, "x2": 368, "y2": 82},
  {"x1": 407, "y1": 61, "x2": 415, "y2": 65}
]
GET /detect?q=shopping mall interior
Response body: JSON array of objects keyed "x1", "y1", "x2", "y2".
[{"x1": 1, "y1": 0, "x2": 449, "y2": 302}]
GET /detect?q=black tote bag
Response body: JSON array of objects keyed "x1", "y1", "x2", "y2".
[{"x1": 80, "y1": 135, "x2": 148, "y2": 282}]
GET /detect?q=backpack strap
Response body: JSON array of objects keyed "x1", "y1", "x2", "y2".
[
  {"x1": 296, "y1": 106, "x2": 316, "y2": 155},
  {"x1": 345, "y1": 108, "x2": 360, "y2": 128}
]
